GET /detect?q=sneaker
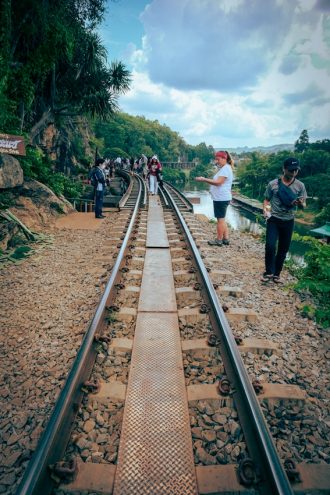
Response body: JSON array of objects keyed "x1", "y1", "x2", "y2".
[
  {"x1": 273, "y1": 275, "x2": 282, "y2": 284},
  {"x1": 261, "y1": 272, "x2": 273, "y2": 282},
  {"x1": 208, "y1": 239, "x2": 223, "y2": 246},
  {"x1": 95, "y1": 215, "x2": 106, "y2": 219},
  {"x1": 222, "y1": 239, "x2": 230, "y2": 245}
]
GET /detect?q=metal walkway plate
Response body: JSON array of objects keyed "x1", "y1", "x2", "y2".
[
  {"x1": 138, "y1": 249, "x2": 177, "y2": 312},
  {"x1": 113, "y1": 312, "x2": 198, "y2": 495},
  {"x1": 147, "y1": 196, "x2": 169, "y2": 248}
]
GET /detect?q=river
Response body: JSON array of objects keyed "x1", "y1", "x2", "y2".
[{"x1": 181, "y1": 182, "x2": 311, "y2": 264}]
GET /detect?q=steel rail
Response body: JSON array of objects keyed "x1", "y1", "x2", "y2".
[
  {"x1": 157, "y1": 184, "x2": 169, "y2": 207},
  {"x1": 164, "y1": 180, "x2": 194, "y2": 211},
  {"x1": 164, "y1": 184, "x2": 293, "y2": 495},
  {"x1": 17, "y1": 177, "x2": 142, "y2": 495},
  {"x1": 136, "y1": 173, "x2": 148, "y2": 207}
]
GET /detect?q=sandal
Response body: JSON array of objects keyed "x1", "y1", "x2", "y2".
[
  {"x1": 273, "y1": 276, "x2": 282, "y2": 284},
  {"x1": 208, "y1": 239, "x2": 223, "y2": 246},
  {"x1": 261, "y1": 273, "x2": 273, "y2": 282}
]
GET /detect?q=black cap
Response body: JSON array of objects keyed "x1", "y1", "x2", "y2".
[{"x1": 283, "y1": 157, "x2": 300, "y2": 171}]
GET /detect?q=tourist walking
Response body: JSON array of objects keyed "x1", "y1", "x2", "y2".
[
  {"x1": 261, "y1": 157, "x2": 307, "y2": 283},
  {"x1": 195, "y1": 150, "x2": 234, "y2": 246},
  {"x1": 148, "y1": 155, "x2": 162, "y2": 195}
]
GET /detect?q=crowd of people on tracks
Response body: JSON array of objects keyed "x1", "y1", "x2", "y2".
[
  {"x1": 88, "y1": 148, "x2": 307, "y2": 285},
  {"x1": 88, "y1": 153, "x2": 164, "y2": 218}
]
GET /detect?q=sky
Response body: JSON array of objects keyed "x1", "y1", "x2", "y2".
[{"x1": 98, "y1": 0, "x2": 330, "y2": 149}]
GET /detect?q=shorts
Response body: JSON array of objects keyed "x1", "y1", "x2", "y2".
[{"x1": 213, "y1": 200, "x2": 230, "y2": 219}]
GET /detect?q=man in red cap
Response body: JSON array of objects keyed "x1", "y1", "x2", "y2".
[{"x1": 195, "y1": 150, "x2": 234, "y2": 246}]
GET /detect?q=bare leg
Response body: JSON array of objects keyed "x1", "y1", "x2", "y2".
[
  {"x1": 217, "y1": 218, "x2": 227, "y2": 240},
  {"x1": 223, "y1": 222, "x2": 229, "y2": 240}
]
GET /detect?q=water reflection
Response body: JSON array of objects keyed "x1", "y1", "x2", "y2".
[{"x1": 185, "y1": 189, "x2": 263, "y2": 234}]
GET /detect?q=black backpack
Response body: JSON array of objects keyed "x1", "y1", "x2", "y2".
[
  {"x1": 88, "y1": 168, "x2": 98, "y2": 187},
  {"x1": 277, "y1": 178, "x2": 297, "y2": 208}
]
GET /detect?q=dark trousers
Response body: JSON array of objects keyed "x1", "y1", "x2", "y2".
[
  {"x1": 95, "y1": 190, "x2": 104, "y2": 217},
  {"x1": 265, "y1": 216, "x2": 294, "y2": 276}
]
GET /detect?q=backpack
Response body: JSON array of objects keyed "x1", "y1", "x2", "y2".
[
  {"x1": 88, "y1": 168, "x2": 98, "y2": 187},
  {"x1": 277, "y1": 178, "x2": 297, "y2": 208}
]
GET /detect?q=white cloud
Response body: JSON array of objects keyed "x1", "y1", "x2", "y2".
[{"x1": 117, "y1": 0, "x2": 330, "y2": 147}]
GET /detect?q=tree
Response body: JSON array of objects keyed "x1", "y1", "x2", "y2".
[
  {"x1": 0, "y1": 0, "x2": 131, "y2": 133},
  {"x1": 294, "y1": 129, "x2": 310, "y2": 153}
]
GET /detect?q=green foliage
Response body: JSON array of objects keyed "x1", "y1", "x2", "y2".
[
  {"x1": 93, "y1": 113, "x2": 215, "y2": 165},
  {"x1": 0, "y1": 191, "x2": 16, "y2": 210},
  {"x1": 236, "y1": 133, "x2": 330, "y2": 214},
  {"x1": 189, "y1": 163, "x2": 214, "y2": 180},
  {"x1": 294, "y1": 129, "x2": 309, "y2": 153},
  {"x1": 47, "y1": 173, "x2": 82, "y2": 199},
  {"x1": 0, "y1": 1, "x2": 130, "y2": 133},
  {"x1": 103, "y1": 147, "x2": 130, "y2": 159},
  {"x1": 315, "y1": 204, "x2": 330, "y2": 225},
  {"x1": 163, "y1": 168, "x2": 186, "y2": 184},
  {"x1": 18, "y1": 145, "x2": 84, "y2": 200},
  {"x1": 11, "y1": 245, "x2": 32, "y2": 260},
  {"x1": 292, "y1": 235, "x2": 330, "y2": 327},
  {"x1": 303, "y1": 173, "x2": 330, "y2": 208}
]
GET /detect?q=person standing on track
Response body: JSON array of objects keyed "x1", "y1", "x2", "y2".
[
  {"x1": 148, "y1": 155, "x2": 162, "y2": 195},
  {"x1": 92, "y1": 158, "x2": 107, "y2": 219},
  {"x1": 261, "y1": 157, "x2": 307, "y2": 283},
  {"x1": 195, "y1": 150, "x2": 234, "y2": 246}
]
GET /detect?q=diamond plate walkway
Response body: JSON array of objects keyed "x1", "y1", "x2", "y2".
[{"x1": 113, "y1": 196, "x2": 198, "y2": 494}]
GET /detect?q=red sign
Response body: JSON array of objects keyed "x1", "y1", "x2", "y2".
[{"x1": 0, "y1": 133, "x2": 26, "y2": 156}]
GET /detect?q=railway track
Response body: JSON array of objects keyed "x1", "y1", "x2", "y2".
[{"x1": 16, "y1": 174, "x2": 329, "y2": 495}]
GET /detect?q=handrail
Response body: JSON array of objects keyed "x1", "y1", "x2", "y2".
[
  {"x1": 164, "y1": 183, "x2": 293, "y2": 495},
  {"x1": 17, "y1": 179, "x2": 142, "y2": 495},
  {"x1": 118, "y1": 171, "x2": 133, "y2": 208}
]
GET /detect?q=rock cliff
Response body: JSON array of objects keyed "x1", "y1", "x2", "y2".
[{"x1": 0, "y1": 155, "x2": 73, "y2": 252}]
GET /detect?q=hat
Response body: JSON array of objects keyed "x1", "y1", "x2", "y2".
[
  {"x1": 283, "y1": 157, "x2": 300, "y2": 170},
  {"x1": 215, "y1": 151, "x2": 227, "y2": 159}
]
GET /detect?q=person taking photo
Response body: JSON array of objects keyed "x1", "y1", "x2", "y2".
[{"x1": 261, "y1": 157, "x2": 307, "y2": 283}]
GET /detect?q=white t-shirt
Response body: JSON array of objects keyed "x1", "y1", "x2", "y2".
[{"x1": 209, "y1": 164, "x2": 233, "y2": 201}]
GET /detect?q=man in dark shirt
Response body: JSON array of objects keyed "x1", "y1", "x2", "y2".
[
  {"x1": 92, "y1": 158, "x2": 107, "y2": 219},
  {"x1": 261, "y1": 157, "x2": 307, "y2": 283}
]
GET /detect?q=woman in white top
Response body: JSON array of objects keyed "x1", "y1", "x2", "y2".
[{"x1": 195, "y1": 150, "x2": 234, "y2": 246}]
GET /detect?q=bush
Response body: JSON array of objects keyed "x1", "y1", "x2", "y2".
[
  {"x1": 163, "y1": 168, "x2": 186, "y2": 184},
  {"x1": 293, "y1": 235, "x2": 330, "y2": 327},
  {"x1": 18, "y1": 146, "x2": 84, "y2": 200}
]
